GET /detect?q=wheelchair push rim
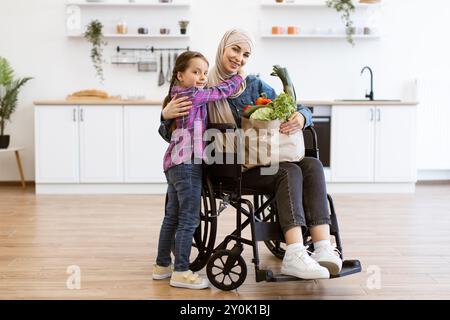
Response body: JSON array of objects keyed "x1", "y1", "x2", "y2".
[{"x1": 190, "y1": 175, "x2": 218, "y2": 272}]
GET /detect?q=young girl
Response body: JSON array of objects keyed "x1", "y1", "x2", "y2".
[{"x1": 153, "y1": 51, "x2": 244, "y2": 289}]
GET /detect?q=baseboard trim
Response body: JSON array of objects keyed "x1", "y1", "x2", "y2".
[
  {"x1": 417, "y1": 170, "x2": 450, "y2": 181},
  {"x1": 35, "y1": 182, "x2": 416, "y2": 195},
  {"x1": 326, "y1": 182, "x2": 415, "y2": 194},
  {"x1": 36, "y1": 183, "x2": 167, "y2": 194}
]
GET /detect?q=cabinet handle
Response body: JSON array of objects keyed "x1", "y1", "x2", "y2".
[
  {"x1": 377, "y1": 109, "x2": 381, "y2": 122},
  {"x1": 73, "y1": 108, "x2": 77, "y2": 122},
  {"x1": 80, "y1": 108, "x2": 84, "y2": 122},
  {"x1": 370, "y1": 108, "x2": 374, "y2": 122}
]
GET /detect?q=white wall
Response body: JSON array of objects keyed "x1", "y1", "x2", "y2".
[{"x1": 0, "y1": 0, "x2": 449, "y2": 181}]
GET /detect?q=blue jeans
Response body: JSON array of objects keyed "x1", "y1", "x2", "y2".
[{"x1": 156, "y1": 163, "x2": 202, "y2": 272}]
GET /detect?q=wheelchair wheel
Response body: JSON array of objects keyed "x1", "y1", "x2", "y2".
[
  {"x1": 190, "y1": 175, "x2": 217, "y2": 272},
  {"x1": 206, "y1": 249, "x2": 247, "y2": 291},
  {"x1": 257, "y1": 195, "x2": 286, "y2": 259}
]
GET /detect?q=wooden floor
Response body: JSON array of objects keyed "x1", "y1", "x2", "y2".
[{"x1": 1, "y1": 183, "x2": 450, "y2": 300}]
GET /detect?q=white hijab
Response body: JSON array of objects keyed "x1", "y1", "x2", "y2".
[{"x1": 207, "y1": 29, "x2": 255, "y2": 124}]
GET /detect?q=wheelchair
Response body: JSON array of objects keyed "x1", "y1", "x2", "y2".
[{"x1": 188, "y1": 123, "x2": 362, "y2": 291}]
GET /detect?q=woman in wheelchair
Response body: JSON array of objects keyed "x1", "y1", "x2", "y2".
[{"x1": 159, "y1": 29, "x2": 343, "y2": 282}]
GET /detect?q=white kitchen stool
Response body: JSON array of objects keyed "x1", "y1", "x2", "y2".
[{"x1": 0, "y1": 147, "x2": 26, "y2": 188}]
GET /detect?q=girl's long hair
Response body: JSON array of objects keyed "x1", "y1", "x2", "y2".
[{"x1": 162, "y1": 51, "x2": 209, "y2": 133}]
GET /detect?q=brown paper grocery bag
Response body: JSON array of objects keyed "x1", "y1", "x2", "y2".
[{"x1": 241, "y1": 117, "x2": 305, "y2": 170}]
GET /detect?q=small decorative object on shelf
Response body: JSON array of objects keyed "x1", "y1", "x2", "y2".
[
  {"x1": 138, "y1": 27, "x2": 148, "y2": 34},
  {"x1": 116, "y1": 19, "x2": 128, "y2": 34},
  {"x1": 84, "y1": 20, "x2": 107, "y2": 82},
  {"x1": 287, "y1": 26, "x2": 298, "y2": 34},
  {"x1": 178, "y1": 20, "x2": 189, "y2": 35},
  {"x1": 359, "y1": 0, "x2": 380, "y2": 3},
  {"x1": 326, "y1": 0, "x2": 356, "y2": 45},
  {"x1": 275, "y1": 0, "x2": 284, "y2": 3},
  {"x1": 160, "y1": 28, "x2": 170, "y2": 35}
]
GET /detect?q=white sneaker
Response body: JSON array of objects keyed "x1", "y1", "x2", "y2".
[
  {"x1": 281, "y1": 245, "x2": 330, "y2": 279},
  {"x1": 312, "y1": 244, "x2": 343, "y2": 276},
  {"x1": 170, "y1": 270, "x2": 210, "y2": 290},
  {"x1": 152, "y1": 263, "x2": 173, "y2": 280}
]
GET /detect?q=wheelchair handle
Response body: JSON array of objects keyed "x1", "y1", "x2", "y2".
[{"x1": 207, "y1": 123, "x2": 237, "y2": 132}]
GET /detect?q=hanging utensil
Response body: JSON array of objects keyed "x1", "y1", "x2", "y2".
[
  {"x1": 173, "y1": 51, "x2": 178, "y2": 67},
  {"x1": 166, "y1": 51, "x2": 172, "y2": 83},
  {"x1": 158, "y1": 52, "x2": 165, "y2": 86}
]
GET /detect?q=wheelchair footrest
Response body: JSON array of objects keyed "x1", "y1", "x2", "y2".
[
  {"x1": 265, "y1": 259, "x2": 362, "y2": 282},
  {"x1": 330, "y1": 259, "x2": 362, "y2": 278}
]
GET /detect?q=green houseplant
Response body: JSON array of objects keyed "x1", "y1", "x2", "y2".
[
  {"x1": 326, "y1": 0, "x2": 356, "y2": 45},
  {"x1": 178, "y1": 20, "x2": 190, "y2": 35},
  {"x1": 0, "y1": 57, "x2": 32, "y2": 149},
  {"x1": 84, "y1": 19, "x2": 107, "y2": 82}
]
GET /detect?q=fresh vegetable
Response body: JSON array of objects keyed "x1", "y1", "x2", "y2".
[
  {"x1": 270, "y1": 65, "x2": 296, "y2": 101},
  {"x1": 250, "y1": 107, "x2": 274, "y2": 121},
  {"x1": 255, "y1": 93, "x2": 272, "y2": 106},
  {"x1": 242, "y1": 104, "x2": 266, "y2": 118},
  {"x1": 270, "y1": 92, "x2": 296, "y2": 121},
  {"x1": 242, "y1": 65, "x2": 297, "y2": 121}
]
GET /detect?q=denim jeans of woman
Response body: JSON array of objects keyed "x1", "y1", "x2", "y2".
[{"x1": 156, "y1": 163, "x2": 202, "y2": 272}]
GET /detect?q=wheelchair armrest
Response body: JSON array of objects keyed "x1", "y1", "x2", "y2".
[{"x1": 304, "y1": 125, "x2": 320, "y2": 160}]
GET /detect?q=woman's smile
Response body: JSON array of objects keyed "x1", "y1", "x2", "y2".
[{"x1": 230, "y1": 60, "x2": 241, "y2": 69}]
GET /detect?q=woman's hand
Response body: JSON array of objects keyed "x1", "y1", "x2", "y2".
[
  {"x1": 279, "y1": 112, "x2": 305, "y2": 135},
  {"x1": 161, "y1": 94, "x2": 193, "y2": 120}
]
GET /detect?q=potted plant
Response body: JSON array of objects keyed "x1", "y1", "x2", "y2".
[
  {"x1": 326, "y1": 0, "x2": 356, "y2": 45},
  {"x1": 0, "y1": 57, "x2": 32, "y2": 149},
  {"x1": 178, "y1": 20, "x2": 190, "y2": 35},
  {"x1": 84, "y1": 19, "x2": 107, "y2": 82}
]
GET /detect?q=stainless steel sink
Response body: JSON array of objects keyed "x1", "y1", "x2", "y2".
[{"x1": 334, "y1": 99, "x2": 402, "y2": 102}]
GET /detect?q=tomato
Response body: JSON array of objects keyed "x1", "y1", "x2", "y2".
[
  {"x1": 255, "y1": 93, "x2": 272, "y2": 105},
  {"x1": 256, "y1": 97, "x2": 272, "y2": 105}
]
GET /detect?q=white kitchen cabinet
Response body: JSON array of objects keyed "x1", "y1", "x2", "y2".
[
  {"x1": 35, "y1": 106, "x2": 79, "y2": 183},
  {"x1": 124, "y1": 106, "x2": 166, "y2": 183},
  {"x1": 331, "y1": 105, "x2": 417, "y2": 183},
  {"x1": 374, "y1": 107, "x2": 417, "y2": 182},
  {"x1": 79, "y1": 106, "x2": 124, "y2": 183},
  {"x1": 330, "y1": 106, "x2": 375, "y2": 182},
  {"x1": 35, "y1": 105, "x2": 124, "y2": 184}
]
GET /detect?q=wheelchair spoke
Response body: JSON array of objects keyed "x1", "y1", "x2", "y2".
[{"x1": 229, "y1": 270, "x2": 240, "y2": 277}]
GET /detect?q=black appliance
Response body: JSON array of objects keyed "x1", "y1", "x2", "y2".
[{"x1": 304, "y1": 106, "x2": 331, "y2": 167}]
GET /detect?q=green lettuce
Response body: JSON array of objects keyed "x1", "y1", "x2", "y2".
[
  {"x1": 250, "y1": 107, "x2": 274, "y2": 120},
  {"x1": 271, "y1": 92, "x2": 296, "y2": 121}
]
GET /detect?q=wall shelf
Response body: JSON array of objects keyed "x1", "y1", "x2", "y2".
[
  {"x1": 259, "y1": 0, "x2": 382, "y2": 42},
  {"x1": 260, "y1": 1, "x2": 381, "y2": 8},
  {"x1": 261, "y1": 34, "x2": 380, "y2": 39},
  {"x1": 66, "y1": 1, "x2": 190, "y2": 7},
  {"x1": 68, "y1": 33, "x2": 189, "y2": 38}
]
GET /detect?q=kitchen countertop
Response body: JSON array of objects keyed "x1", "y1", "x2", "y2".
[
  {"x1": 33, "y1": 99, "x2": 419, "y2": 106},
  {"x1": 33, "y1": 99, "x2": 163, "y2": 105}
]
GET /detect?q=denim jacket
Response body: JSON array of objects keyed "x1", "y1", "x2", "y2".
[{"x1": 158, "y1": 75, "x2": 313, "y2": 143}]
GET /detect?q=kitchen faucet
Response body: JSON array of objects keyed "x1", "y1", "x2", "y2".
[{"x1": 361, "y1": 66, "x2": 374, "y2": 101}]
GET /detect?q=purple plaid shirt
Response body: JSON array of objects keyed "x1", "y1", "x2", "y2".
[{"x1": 163, "y1": 74, "x2": 243, "y2": 172}]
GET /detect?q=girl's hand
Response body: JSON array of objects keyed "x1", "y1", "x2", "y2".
[
  {"x1": 237, "y1": 67, "x2": 246, "y2": 79},
  {"x1": 279, "y1": 112, "x2": 305, "y2": 135},
  {"x1": 162, "y1": 94, "x2": 193, "y2": 120}
]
